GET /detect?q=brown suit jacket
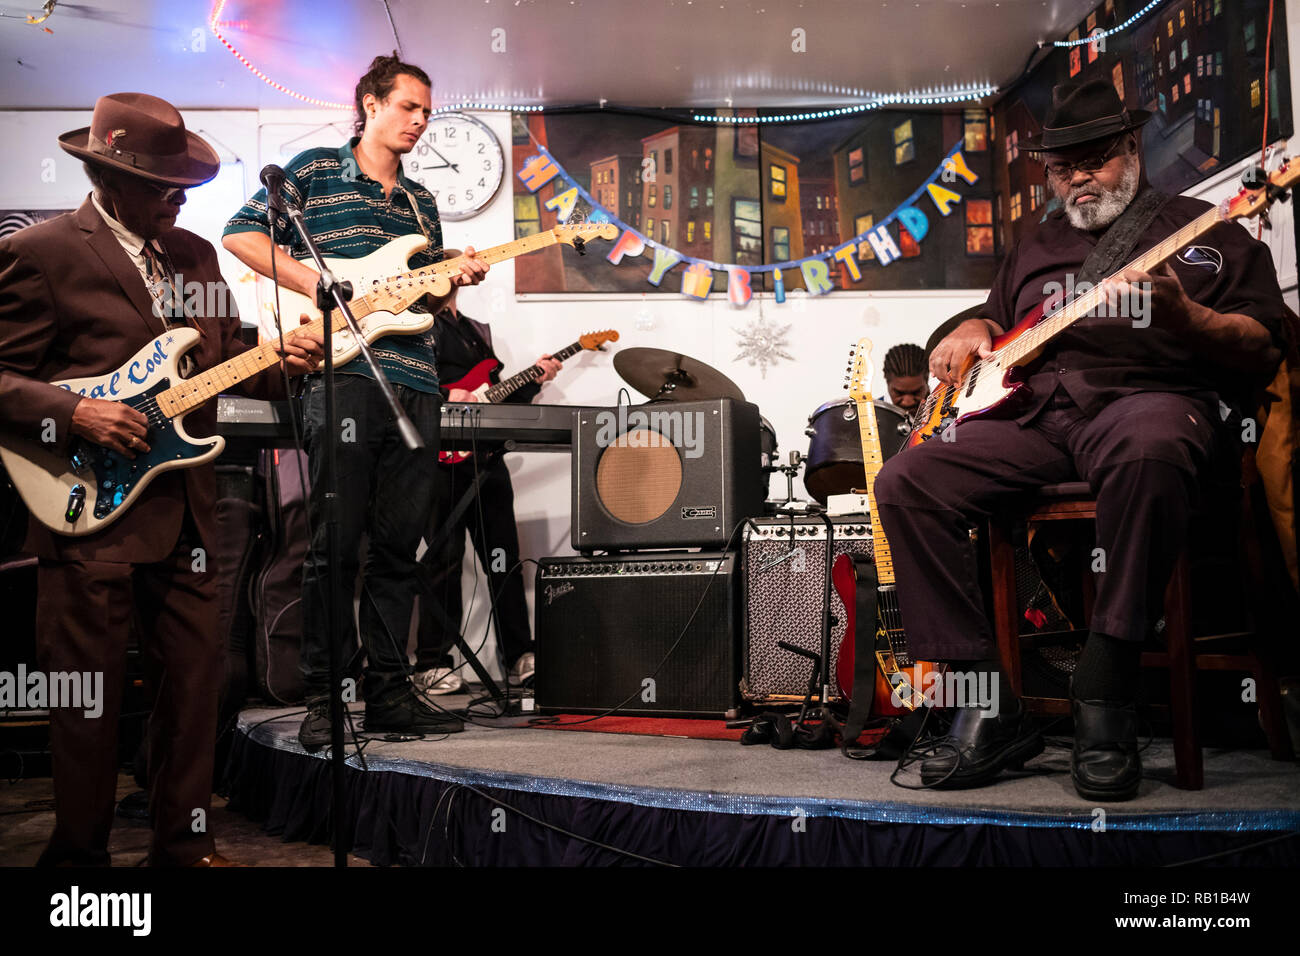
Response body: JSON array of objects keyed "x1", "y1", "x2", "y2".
[{"x1": 0, "y1": 197, "x2": 283, "y2": 563}]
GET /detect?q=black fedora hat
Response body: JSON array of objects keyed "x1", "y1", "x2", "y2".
[
  {"x1": 59, "y1": 92, "x2": 219, "y2": 187},
  {"x1": 1022, "y1": 79, "x2": 1151, "y2": 153}
]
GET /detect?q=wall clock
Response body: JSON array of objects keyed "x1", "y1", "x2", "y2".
[{"x1": 405, "y1": 112, "x2": 505, "y2": 221}]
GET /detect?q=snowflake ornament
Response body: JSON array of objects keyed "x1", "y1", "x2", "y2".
[{"x1": 733, "y1": 316, "x2": 794, "y2": 378}]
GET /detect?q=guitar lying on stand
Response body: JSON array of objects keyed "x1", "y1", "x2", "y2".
[
  {"x1": 438, "y1": 329, "x2": 619, "y2": 464},
  {"x1": 0, "y1": 224, "x2": 617, "y2": 536},
  {"x1": 833, "y1": 336, "x2": 936, "y2": 715},
  {"x1": 908, "y1": 159, "x2": 1297, "y2": 446}
]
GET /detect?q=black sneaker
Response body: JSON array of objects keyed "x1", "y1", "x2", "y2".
[
  {"x1": 365, "y1": 690, "x2": 464, "y2": 736},
  {"x1": 298, "y1": 697, "x2": 332, "y2": 752}
]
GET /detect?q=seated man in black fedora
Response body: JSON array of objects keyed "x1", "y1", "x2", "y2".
[{"x1": 874, "y1": 79, "x2": 1286, "y2": 800}]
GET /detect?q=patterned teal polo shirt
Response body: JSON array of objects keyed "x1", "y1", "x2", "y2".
[{"x1": 224, "y1": 137, "x2": 444, "y2": 391}]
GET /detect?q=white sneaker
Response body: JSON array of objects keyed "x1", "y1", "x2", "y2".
[
  {"x1": 508, "y1": 651, "x2": 535, "y2": 687},
  {"x1": 413, "y1": 667, "x2": 464, "y2": 696}
]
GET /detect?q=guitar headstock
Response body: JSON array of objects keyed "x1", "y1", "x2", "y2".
[
  {"x1": 579, "y1": 329, "x2": 620, "y2": 351},
  {"x1": 1221, "y1": 157, "x2": 1297, "y2": 222},
  {"x1": 552, "y1": 222, "x2": 619, "y2": 246},
  {"x1": 845, "y1": 336, "x2": 875, "y2": 403}
]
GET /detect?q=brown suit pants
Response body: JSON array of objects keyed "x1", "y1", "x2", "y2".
[{"x1": 35, "y1": 518, "x2": 220, "y2": 867}]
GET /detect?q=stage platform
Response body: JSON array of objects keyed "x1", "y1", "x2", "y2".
[{"x1": 227, "y1": 695, "x2": 1300, "y2": 867}]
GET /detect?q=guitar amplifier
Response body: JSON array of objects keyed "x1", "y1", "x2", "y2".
[
  {"x1": 535, "y1": 552, "x2": 741, "y2": 718},
  {"x1": 741, "y1": 516, "x2": 874, "y2": 702}
]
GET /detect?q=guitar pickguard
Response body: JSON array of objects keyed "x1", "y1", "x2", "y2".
[{"x1": 68, "y1": 380, "x2": 210, "y2": 521}]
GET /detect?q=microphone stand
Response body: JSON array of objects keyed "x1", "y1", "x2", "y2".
[{"x1": 272, "y1": 188, "x2": 425, "y2": 868}]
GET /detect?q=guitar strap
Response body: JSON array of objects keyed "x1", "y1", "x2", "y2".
[
  {"x1": 839, "y1": 553, "x2": 880, "y2": 756},
  {"x1": 1074, "y1": 187, "x2": 1170, "y2": 289}
]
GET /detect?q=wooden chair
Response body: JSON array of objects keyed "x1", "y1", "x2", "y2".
[{"x1": 987, "y1": 480, "x2": 1293, "y2": 790}]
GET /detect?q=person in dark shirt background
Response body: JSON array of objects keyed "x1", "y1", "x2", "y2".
[
  {"x1": 874, "y1": 80, "x2": 1285, "y2": 802},
  {"x1": 415, "y1": 259, "x2": 561, "y2": 694}
]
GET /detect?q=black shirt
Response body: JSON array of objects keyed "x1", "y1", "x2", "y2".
[
  {"x1": 983, "y1": 195, "x2": 1287, "y2": 421},
  {"x1": 431, "y1": 309, "x2": 541, "y2": 405}
]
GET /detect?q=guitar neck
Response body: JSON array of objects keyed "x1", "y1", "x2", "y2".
[
  {"x1": 1000, "y1": 205, "x2": 1222, "y2": 365},
  {"x1": 853, "y1": 395, "x2": 895, "y2": 586},
  {"x1": 153, "y1": 313, "x2": 349, "y2": 419},
  {"x1": 483, "y1": 339, "x2": 582, "y2": 403}
]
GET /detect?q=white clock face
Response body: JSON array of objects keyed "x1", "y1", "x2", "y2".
[{"x1": 406, "y1": 112, "x2": 505, "y2": 221}]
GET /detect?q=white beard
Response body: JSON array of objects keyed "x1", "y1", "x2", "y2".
[{"x1": 1063, "y1": 158, "x2": 1141, "y2": 231}]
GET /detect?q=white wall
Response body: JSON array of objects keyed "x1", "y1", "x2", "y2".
[{"x1": 2, "y1": 0, "x2": 1297, "y2": 674}]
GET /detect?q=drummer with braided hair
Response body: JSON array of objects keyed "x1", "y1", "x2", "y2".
[{"x1": 882, "y1": 342, "x2": 930, "y2": 422}]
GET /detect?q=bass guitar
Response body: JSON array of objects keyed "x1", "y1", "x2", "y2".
[{"x1": 439, "y1": 329, "x2": 618, "y2": 464}]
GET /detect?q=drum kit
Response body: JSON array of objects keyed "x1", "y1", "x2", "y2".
[{"x1": 613, "y1": 347, "x2": 909, "y2": 510}]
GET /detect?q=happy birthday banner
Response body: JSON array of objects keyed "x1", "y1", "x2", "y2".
[{"x1": 516, "y1": 138, "x2": 981, "y2": 307}]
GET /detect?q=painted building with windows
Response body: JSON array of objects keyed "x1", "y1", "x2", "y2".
[
  {"x1": 831, "y1": 110, "x2": 996, "y2": 290},
  {"x1": 589, "y1": 154, "x2": 643, "y2": 227},
  {"x1": 801, "y1": 176, "x2": 839, "y2": 257},
  {"x1": 760, "y1": 142, "x2": 805, "y2": 276},
  {"x1": 640, "y1": 125, "x2": 717, "y2": 259}
]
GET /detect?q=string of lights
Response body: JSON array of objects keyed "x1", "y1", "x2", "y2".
[
  {"x1": 1053, "y1": 0, "x2": 1165, "y2": 47},
  {"x1": 691, "y1": 85, "x2": 1000, "y2": 124},
  {"x1": 208, "y1": 0, "x2": 352, "y2": 109}
]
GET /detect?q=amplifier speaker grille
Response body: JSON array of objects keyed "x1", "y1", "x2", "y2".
[
  {"x1": 593, "y1": 436, "x2": 683, "y2": 524},
  {"x1": 535, "y1": 553, "x2": 740, "y2": 717},
  {"x1": 741, "y1": 517, "x2": 874, "y2": 701}
]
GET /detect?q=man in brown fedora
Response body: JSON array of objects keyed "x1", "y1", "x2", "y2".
[
  {"x1": 874, "y1": 79, "x2": 1287, "y2": 800},
  {"x1": 0, "y1": 92, "x2": 323, "y2": 865}
]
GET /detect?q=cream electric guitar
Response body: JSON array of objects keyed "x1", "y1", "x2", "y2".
[
  {"x1": 909, "y1": 159, "x2": 1298, "y2": 446},
  {"x1": 271, "y1": 223, "x2": 618, "y2": 368},
  {"x1": 0, "y1": 224, "x2": 616, "y2": 536}
]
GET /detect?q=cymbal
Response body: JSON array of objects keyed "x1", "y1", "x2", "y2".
[{"x1": 614, "y1": 347, "x2": 746, "y2": 403}]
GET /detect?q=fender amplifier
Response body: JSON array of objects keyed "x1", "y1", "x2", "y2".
[
  {"x1": 535, "y1": 552, "x2": 741, "y2": 718},
  {"x1": 741, "y1": 516, "x2": 874, "y2": 702}
]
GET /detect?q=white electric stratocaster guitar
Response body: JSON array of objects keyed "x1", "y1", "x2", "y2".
[
  {"x1": 0, "y1": 223, "x2": 616, "y2": 537},
  {"x1": 274, "y1": 223, "x2": 617, "y2": 368}
]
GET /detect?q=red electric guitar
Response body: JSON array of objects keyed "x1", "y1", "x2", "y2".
[
  {"x1": 438, "y1": 329, "x2": 619, "y2": 464},
  {"x1": 833, "y1": 337, "x2": 937, "y2": 713},
  {"x1": 909, "y1": 157, "x2": 1299, "y2": 446}
]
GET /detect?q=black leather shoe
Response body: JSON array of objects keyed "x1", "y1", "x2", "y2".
[
  {"x1": 1071, "y1": 696, "x2": 1141, "y2": 802},
  {"x1": 365, "y1": 690, "x2": 464, "y2": 735},
  {"x1": 919, "y1": 700, "x2": 1044, "y2": 788}
]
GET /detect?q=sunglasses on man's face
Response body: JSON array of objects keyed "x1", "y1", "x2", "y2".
[
  {"x1": 1043, "y1": 136, "x2": 1127, "y2": 180},
  {"x1": 138, "y1": 180, "x2": 187, "y2": 203}
]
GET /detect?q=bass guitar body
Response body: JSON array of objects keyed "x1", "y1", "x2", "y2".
[
  {"x1": 0, "y1": 328, "x2": 222, "y2": 536},
  {"x1": 905, "y1": 301, "x2": 1046, "y2": 447}
]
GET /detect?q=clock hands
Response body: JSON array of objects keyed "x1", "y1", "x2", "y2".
[{"x1": 421, "y1": 145, "x2": 460, "y2": 174}]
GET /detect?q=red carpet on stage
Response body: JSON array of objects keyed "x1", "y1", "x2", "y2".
[
  {"x1": 528, "y1": 715, "x2": 746, "y2": 740},
  {"x1": 527, "y1": 715, "x2": 892, "y2": 745}
]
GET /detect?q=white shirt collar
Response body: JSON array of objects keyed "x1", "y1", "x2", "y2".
[{"x1": 91, "y1": 191, "x2": 160, "y2": 257}]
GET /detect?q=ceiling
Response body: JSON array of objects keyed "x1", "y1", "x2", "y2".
[{"x1": 0, "y1": 0, "x2": 1103, "y2": 111}]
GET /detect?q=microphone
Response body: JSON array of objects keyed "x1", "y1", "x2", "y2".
[{"x1": 260, "y1": 164, "x2": 287, "y2": 212}]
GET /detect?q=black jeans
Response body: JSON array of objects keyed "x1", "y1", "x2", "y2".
[
  {"x1": 416, "y1": 453, "x2": 534, "y2": 672},
  {"x1": 299, "y1": 375, "x2": 440, "y2": 702}
]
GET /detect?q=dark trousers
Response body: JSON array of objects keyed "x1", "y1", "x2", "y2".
[
  {"x1": 416, "y1": 454, "x2": 533, "y2": 671},
  {"x1": 36, "y1": 520, "x2": 219, "y2": 867},
  {"x1": 299, "y1": 376, "x2": 440, "y2": 702},
  {"x1": 873, "y1": 387, "x2": 1221, "y2": 661}
]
